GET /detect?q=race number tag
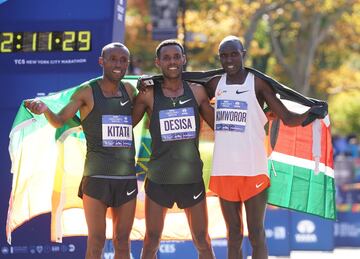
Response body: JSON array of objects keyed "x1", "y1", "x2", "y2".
[
  {"x1": 159, "y1": 107, "x2": 196, "y2": 141},
  {"x1": 102, "y1": 115, "x2": 132, "y2": 147},
  {"x1": 216, "y1": 100, "x2": 248, "y2": 132}
]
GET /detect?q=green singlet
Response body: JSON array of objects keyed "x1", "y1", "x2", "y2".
[
  {"x1": 81, "y1": 79, "x2": 135, "y2": 177},
  {"x1": 147, "y1": 81, "x2": 203, "y2": 184}
]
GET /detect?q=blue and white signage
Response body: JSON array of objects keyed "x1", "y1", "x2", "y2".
[
  {"x1": 102, "y1": 115, "x2": 132, "y2": 147},
  {"x1": 265, "y1": 209, "x2": 291, "y2": 256},
  {"x1": 334, "y1": 212, "x2": 360, "y2": 247},
  {"x1": 159, "y1": 107, "x2": 196, "y2": 141},
  {"x1": 215, "y1": 100, "x2": 248, "y2": 132},
  {"x1": 290, "y1": 212, "x2": 334, "y2": 251}
]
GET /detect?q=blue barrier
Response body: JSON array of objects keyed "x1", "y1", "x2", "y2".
[
  {"x1": 334, "y1": 212, "x2": 360, "y2": 247},
  {"x1": 4, "y1": 211, "x2": 355, "y2": 258},
  {"x1": 265, "y1": 209, "x2": 291, "y2": 256},
  {"x1": 290, "y1": 211, "x2": 334, "y2": 251}
]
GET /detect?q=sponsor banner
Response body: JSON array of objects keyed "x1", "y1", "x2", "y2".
[
  {"x1": 1, "y1": 235, "x2": 85, "y2": 258},
  {"x1": 150, "y1": 0, "x2": 179, "y2": 40},
  {"x1": 334, "y1": 212, "x2": 360, "y2": 247},
  {"x1": 265, "y1": 209, "x2": 291, "y2": 256},
  {"x1": 290, "y1": 211, "x2": 334, "y2": 251},
  {"x1": 112, "y1": 0, "x2": 127, "y2": 43}
]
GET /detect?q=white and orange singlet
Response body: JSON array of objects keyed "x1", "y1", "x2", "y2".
[{"x1": 209, "y1": 72, "x2": 270, "y2": 201}]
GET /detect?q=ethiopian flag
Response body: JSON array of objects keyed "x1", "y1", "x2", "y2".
[
  {"x1": 6, "y1": 71, "x2": 335, "y2": 244},
  {"x1": 6, "y1": 76, "x2": 226, "y2": 244}
]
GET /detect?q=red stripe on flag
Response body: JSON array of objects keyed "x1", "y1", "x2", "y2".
[{"x1": 268, "y1": 119, "x2": 333, "y2": 169}]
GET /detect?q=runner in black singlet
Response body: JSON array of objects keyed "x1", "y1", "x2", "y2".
[
  {"x1": 25, "y1": 43, "x2": 137, "y2": 259},
  {"x1": 132, "y1": 39, "x2": 215, "y2": 259}
]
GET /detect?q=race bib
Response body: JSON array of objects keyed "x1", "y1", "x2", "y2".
[
  {"x1": 159, "y1": 107, "x2": 196, "y2": 142},
  {"x1": 102, "y1": 115, "x2": 132, "y2": 147},
  {"x1": 215, "y1": 100, "x2": 248, "y2": 132}
]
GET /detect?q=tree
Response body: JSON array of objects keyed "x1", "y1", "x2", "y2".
[
  {"x1": 125, "y1": 0, "x2": 360, "y2": 135},
  {"x1": 328, "y1": 89, "x2": 360, "y2": 136},
  {"x1": 267, "y1": 0, "x2": 358, "y2": 95}
]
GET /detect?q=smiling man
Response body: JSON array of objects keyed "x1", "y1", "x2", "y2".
[
  {"x1": 132, "y1": 39, "x2": 215, "y2": 259},
  {"x1": 204, "y1": 35, "x2": 324, "y2": 259},
  {"x1": 24, "y1": 42, "x2": 137, "y2": 259}
]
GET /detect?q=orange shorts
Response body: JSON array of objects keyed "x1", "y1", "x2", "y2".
[{"x1": 209, "y1": 174, "x2": 270, "y2": 202}]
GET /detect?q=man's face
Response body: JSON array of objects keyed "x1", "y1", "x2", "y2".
[
  {"x1": 100, "y1": 47, "x2": 129, "y2": 82},
  {"x1": 218, "y1": 41, "x2": 246, "y2": 76},
  {"x1": 156, "y1": 45, "x2": 185, "y2": 79}
]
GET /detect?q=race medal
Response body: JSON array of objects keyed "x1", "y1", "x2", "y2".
[
  {"x1": 102, "y1": 115, "x2": 132, "y2": 147},
  {"x1": 159, "y1": 107, "x2": 196, "y2": 141},
  {"x1": 215, "y1": 100, "x2": 248, "y2": 132}
]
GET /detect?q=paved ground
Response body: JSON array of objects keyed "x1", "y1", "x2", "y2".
[{"x1": 267, "y1": 248, "x2": 360, "y2": 259}]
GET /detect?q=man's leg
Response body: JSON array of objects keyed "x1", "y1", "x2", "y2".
[
  {"x1": 219, "y1": 198, "x2": 244, "y2": 259},
  {"x1": 110, "y1": 198, "x2": 136, "y2": 259},
  {"x1": 184, "y1": 199, "x2": 215, "y2": 259},
  {"x1": 141, "y1": 195, "x2": 167, "y2": 259},
  {"x1": 83, "y1": 194, "x2": 107, "y2": 259},
  {"x1": 244, "y1": 190, "x2": 268, "y2": 259}
]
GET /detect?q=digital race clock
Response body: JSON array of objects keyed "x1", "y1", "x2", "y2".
[
  {"x1": 0, "y1": 0, "x2": 127, "y2": 107},
  {"x1": 0, "y1": 31, "x2": 91, "y2": 53},
  {"x1": 0, "y1": 0, "x2": 126, "y2": 74}
]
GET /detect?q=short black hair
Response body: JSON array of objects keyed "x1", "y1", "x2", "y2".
[
  {"x1": 155, "y1": 39, "x2": 184, "y2": 58},
  {"x1": 101, "y1": 42, "x2": 130, "y2": 57},
  {"x1": 219, "y1": 35, "x2": 245, "y2": 51}
]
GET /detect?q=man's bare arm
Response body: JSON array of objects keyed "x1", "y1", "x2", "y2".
[
  {"x1": 24, "y1": 86, "x2": 89, "y2": 128},
  {"x1": 132, "y1": 88, "x2": 153, "y2": 127},
  {"x1": 256, "y1": 77, "x2": 309, "y2": 127},
  {"x1": 203, "y1": 76, "x2": 220, "y2": 99},
  {"x1": 190, "y1": 83, "x2": 214, "y2": 130}
]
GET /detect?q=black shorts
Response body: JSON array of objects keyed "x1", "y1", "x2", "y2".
[
  {"x1": 78, "y1": 176, "x2": 138, "y2": 207},
  {"x1": 145, "y1": 178, "x2": 205, "y2": 209}
]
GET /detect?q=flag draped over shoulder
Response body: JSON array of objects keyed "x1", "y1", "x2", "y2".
[
  {"x1": 6, "y1": 76, "x2": 226, "y2": 244},
  {"x1": 179, "y1": 68, "x2": 336, "y2": 220},
  {"x1": 266, "y1": 104, "x2": 335, "y2": 219}
]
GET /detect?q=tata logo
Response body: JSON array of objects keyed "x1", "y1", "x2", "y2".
[{"x1": 295, "y1": 220, "x2": 317, "y2": 243}]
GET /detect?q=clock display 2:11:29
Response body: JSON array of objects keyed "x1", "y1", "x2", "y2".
[{"x1": 0, "y1": 31, "x2": 92, "y2": 53}]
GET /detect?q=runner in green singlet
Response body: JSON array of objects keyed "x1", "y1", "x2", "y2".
[
  {"x1": 25, "y1": 43, "x2": 137, "y2": 259},
  {"x1": 132, "y1": 39, "x2": 215, "y2": 259}
]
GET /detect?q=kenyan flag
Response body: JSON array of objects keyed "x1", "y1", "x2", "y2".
[{"x1": 266, "y1": 100, "x2": 336, "y2": 220}]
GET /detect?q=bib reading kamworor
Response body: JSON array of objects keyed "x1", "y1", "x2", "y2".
[{"x1": 215, "y1": 99, "x2": 248, "y2": 132}]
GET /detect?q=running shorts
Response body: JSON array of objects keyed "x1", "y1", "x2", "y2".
[
  {"x1": 145, "y1": 178, "x2": 205, "y2": 209},
  {"x1": 209, "y1": 174, "x2": 270, "y2": 202},
  {"x1": 78, "y1": 176, "x2": 138, "y2": 207}
]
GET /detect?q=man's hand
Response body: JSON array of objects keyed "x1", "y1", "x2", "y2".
[
  {"x1": 136, "y1": 75, "x2": 154, "y2": 93},
  {"x1": 302, "y1": 103, "x2": 328, "y2": 127},
  {"x1": 24, "y1": 99, "x2": 48, "y2": 115}
]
